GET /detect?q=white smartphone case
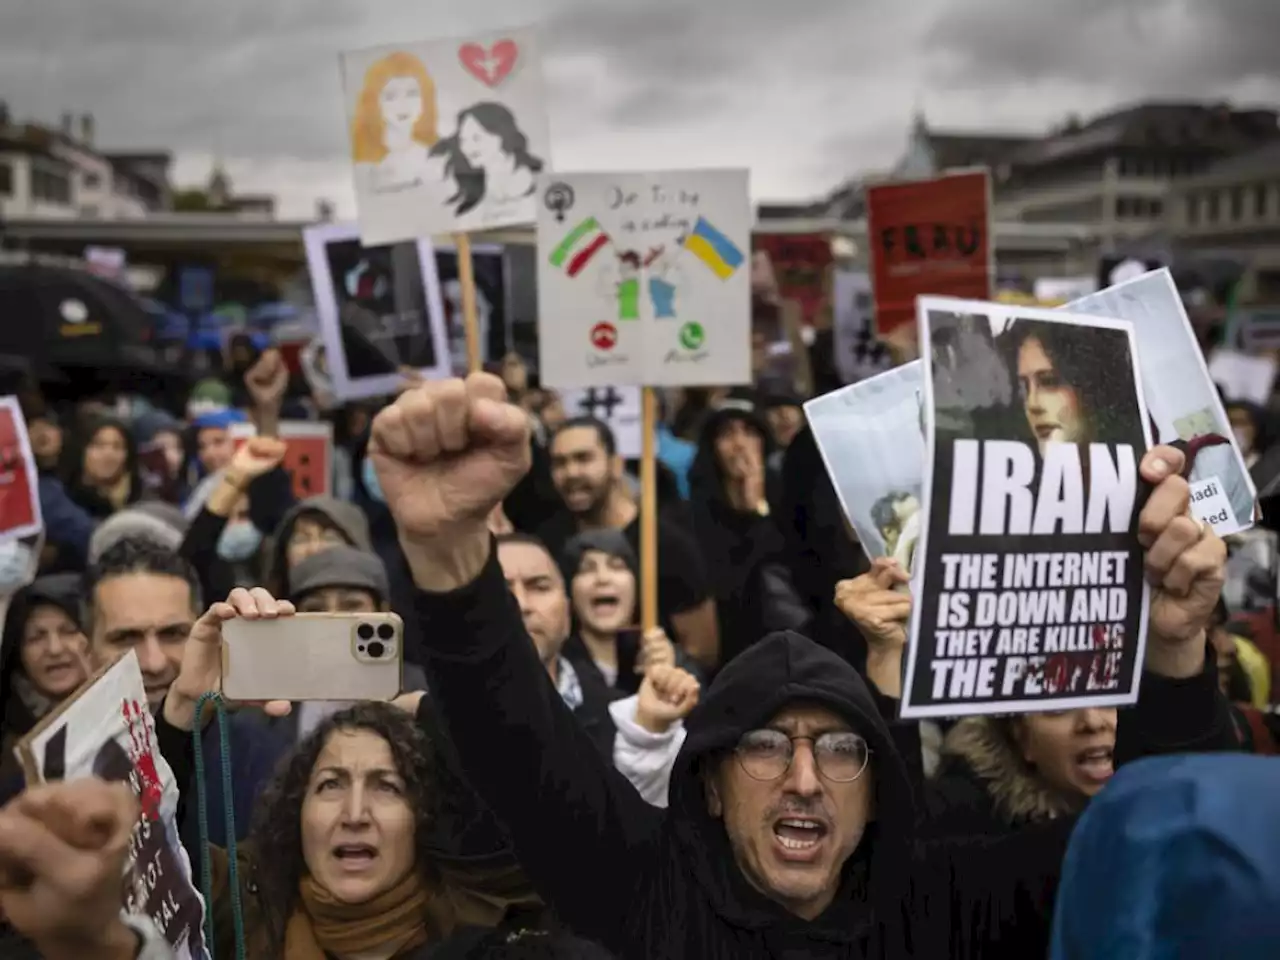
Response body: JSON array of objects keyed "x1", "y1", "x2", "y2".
[{"x1": 221, "y1": 612, "x2": 404, "y2": 702}]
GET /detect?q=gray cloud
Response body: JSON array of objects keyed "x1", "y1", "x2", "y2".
[
  {"x1": 924, "y1": 0, "x2": 1280, "y2": 92},
  {"x1": 0, "y1": 0, "x2": 1274, "y2": 217}
]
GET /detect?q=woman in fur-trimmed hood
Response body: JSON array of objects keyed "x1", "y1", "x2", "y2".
[{"x1": 925, "y1": 710, "x2": 1118, "y2": 837}]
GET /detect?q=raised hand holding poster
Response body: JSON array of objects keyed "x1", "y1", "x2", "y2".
[
  {"x1": 901, "y1": 297, "x2": 1152, "y2": 719},
  {"x1": 1066, "y1": 267, "x2": 1256, "y2": 535},
  {"x1": 535, "y1": 169, "x2": 751, "y2": 387},
  {"x1": 15, "y1": 651, "x2": 209, "y2": 959},
  {"x1": 341, "y1": 28, "x2": 550, "y2": 245}
]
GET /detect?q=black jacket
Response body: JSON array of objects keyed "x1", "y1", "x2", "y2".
[{"x1": 414, "y1": 548, "x2": 1071, "y2": 958}]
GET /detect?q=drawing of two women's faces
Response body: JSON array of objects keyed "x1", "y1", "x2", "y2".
[{"x1": 352, "y1": 51, "x2": 543, "y2": 219}]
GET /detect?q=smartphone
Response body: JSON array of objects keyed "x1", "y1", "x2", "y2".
[{"x1": 221, "y1": 612, "x2": 404, "y2": 702}]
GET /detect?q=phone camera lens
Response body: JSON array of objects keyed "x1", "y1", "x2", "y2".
[
  {"x1": 377, "y1": 623, "x2": 395, "y2": 641},
  {"x1": 366, "y1": 641, "x2": 385, "y2": 659},
  {"x1": 357, "y1": 623, "x2": 375, "y2": 641}
]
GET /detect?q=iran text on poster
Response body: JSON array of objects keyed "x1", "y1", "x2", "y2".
[
  {"x1": 1066, "y1": 267, "x2": 1256, "y2": 536},
  {"x1": 14, "y1": 651, "x2": 209, "y2": 959},
  {"x1": 865, "y1": 169, "x2": 993, "y2": 341},
  {"x1": 535, "y1": 169, "x2": 752, "y2": 388},
  {"x1": 340, "y1": 27, "x2": 550, "y2": 245},
  {"x1": 304, "y1": 221, "x2": 452, "y2": 401},
  {"x1": 901, "y1": 297, "x2": 1152, "y2": 718},
  {"x1": 805, "y1": 362, "x2": 925, "y2": 572}
]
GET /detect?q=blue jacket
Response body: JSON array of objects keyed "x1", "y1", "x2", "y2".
[
  {"x1": 38, "y1": 474, "x2": 96, "y2": 568},
  {"x1": 1051, "y1": 753, "x2": 1280, "y2": 959}
]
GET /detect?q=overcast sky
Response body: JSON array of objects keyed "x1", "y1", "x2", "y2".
[{"x1": 2, "y1": 0, "x2": 1277, "y2": 218}]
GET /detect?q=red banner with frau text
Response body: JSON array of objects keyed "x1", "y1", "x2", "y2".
[{"x1": 866, "y1": 169, "x2": 992, "y2": 339}]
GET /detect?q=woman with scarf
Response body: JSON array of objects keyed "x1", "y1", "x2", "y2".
[
  {"x1": 0, "y1": 575, "x2": 90, "y2": 802},
  {"x1": 151, "y1": 596, "x2": 544, "y2": 959}
]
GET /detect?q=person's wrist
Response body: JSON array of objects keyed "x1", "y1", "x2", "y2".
[
  {"x1": 633, "y1": 704, "x2": 670, "y2": 734},
  {"x1": 221, "y1": 469, "x2": 250, "y2": 492},
  {"x1": 1145, "y1": 628, "x2": 1208, "y2": 679},
  {"x1": 161, "y1": 684, "x2": 200, "y2": 732},
  {"x1": 401, "y1": 525, "x2": 491, "y2": 593}
]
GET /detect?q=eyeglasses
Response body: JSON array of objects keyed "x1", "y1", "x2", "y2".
[{"x1": 734, "y1": 729, "x2": 872, "y2": 783}]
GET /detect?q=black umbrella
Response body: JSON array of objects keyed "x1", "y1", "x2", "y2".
[{"x1": 0, "y1": 263, "x2": 190, "y2": 405}]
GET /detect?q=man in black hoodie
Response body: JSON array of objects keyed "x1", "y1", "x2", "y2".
[{"x1": 371, "y1": 374, "x2": 1228, "y2": 960}]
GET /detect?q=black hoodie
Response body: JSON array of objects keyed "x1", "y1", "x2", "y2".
[
  {"x1": 689, "y1": 406, "x2": 809, "y2": 664},
  {"x1": 414, "y1": 547, "x2": 1071, "y2": 959}
]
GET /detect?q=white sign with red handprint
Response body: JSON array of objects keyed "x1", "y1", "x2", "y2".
[{"x1": 13, "y1": 652, "x2": 210, "y2": 959}]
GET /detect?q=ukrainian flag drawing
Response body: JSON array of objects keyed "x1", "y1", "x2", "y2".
[
  {"x1": 549, "y1": 217, "x2": 611, "y2": 278},
  {"x1": 682, "y1": 217, "x2": 745, "y2": 280}
]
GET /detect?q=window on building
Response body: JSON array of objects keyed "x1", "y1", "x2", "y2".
[
  {"x1": 30, "y1": 157, "x2": 71, "y2": 205},
  {"x1": 0, "y1": 161, "x2": 10, "y2": 197},
  {"x1": 1186, "y1": 195, "x2": 1200, "y2": 226},
  {"x1": 82, "y1": 171, "x2": 102, "y2": 190},
  {"x1": 1207, "y1": 193, "x2": 1220, "y2": 222},
  {"x1": 1230, "y1": 187, "x2": 1244, "y2": 221},
  {"x1": 1254, "y1": 184, "x2": 1269, "y2": 219}
]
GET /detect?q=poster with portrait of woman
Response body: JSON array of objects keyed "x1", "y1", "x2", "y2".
[
  {"x1": 901, "y1": 297, "x2": 1152, "y2": 719},
  {"x1": 805, "y1": 362, "x2": 927, "y2": 576},
  {"x1": 304, "y1": 221, "x2": 451, "y2": 401},
  {"x1": 1066, "y1": 267, "x2": 1257, "y2": 536},
  {"x1": 340, "y1": 28, "x2": 550, "y2": 245},
  {"x1": 433, "y1": 241, "x2": 509, "y2": 374},
  {"x1": 14, "y1": 651, "x2": 209, "y2": 959}
]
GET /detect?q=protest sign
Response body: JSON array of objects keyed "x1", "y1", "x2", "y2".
[
  {"x1": 305, "y1": 221, "x2": 451, "y2": 401},
  {"x1": 15, "y1": 651, "x2": 209, "y2": 959},
  {"x1": 433, "y1": 241, "x2": 508, "y2": 374},
  {"x1": 865, "y1": 169, "x2": 992, "y2": 340},
  {"x1": 901, "y1": 297, "x2": 1152, "y2": 718},
  {"x1": 0, "y1": 396, "x2": 43, "y2": 542},
  {"x1": 806, "y1": 362, "x2": 925, "y2": 571},
  {"x1": 535, "y1": 168, "x2": 751, "y2": 388},
  {"x1": 230, "y1": 420, "x2": 334, "y2": 500},
  {"x1": 559, "y1": 386, "x2": 643, "y2": 459},
  {"x1": 831, "y1": 269, "x2": 891, "y2": 384},
  {"x1": 341, "y1": 27, "x2": 550, "y2": 245},
  {"x1": 1068, "y1": 268, "x2": 1256, "y2": 534},
  {"x1": 752, "y1": 233, "x2": 832, "y2": 328}
]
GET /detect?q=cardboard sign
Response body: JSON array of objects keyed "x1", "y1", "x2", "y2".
[
  {"x1": 230, "y1": 421, "x2": 333, "y2": 500},
  {"x1": 15, "y1": 652, "x2": 210, "y2": 959},
  {"x1": 866, "y1": 169, "x2": 993, "y2": 339},
  {"x1": 0, "y1": 396, "x2": 43, "y2": 542}
]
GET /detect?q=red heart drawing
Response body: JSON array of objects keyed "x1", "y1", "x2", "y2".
[{"x1": 458, "y1": 39, "x2": 519, "y2": 87}]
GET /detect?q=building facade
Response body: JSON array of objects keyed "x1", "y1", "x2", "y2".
[
  {"x1": 0, "y1": 105, "x2": 173, "y2": 220},
  {"x1": 1165, "y1": 141, "x2": 1280, "y2": 300}
]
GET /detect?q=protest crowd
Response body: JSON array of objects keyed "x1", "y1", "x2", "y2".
[{"x1": 2, "y1": 20, "x2": 1280, "y2": 960}]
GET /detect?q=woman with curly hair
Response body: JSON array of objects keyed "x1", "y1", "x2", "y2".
[{"x1": 153, "y1": 591, "x2": 544, "y2": 959}]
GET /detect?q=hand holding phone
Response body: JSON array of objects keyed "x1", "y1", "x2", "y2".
[{"x1": 221, "y1": 610, "x2": 404, "y2": 703}]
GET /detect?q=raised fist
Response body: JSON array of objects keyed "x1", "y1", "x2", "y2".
[{"x1": 369, "y1": 374, "x2": 531, "y2": 545}]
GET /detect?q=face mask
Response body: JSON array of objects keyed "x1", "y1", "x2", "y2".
[
  {"x1": 362, "y1": 458, "x2": 386, "y2": 504},
  {"x1": 0, "y1": 540, "x2": 33, "y2": 593},
  {"x1": 217, "y1": 523, "x2": 263, "y2": 563}
]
